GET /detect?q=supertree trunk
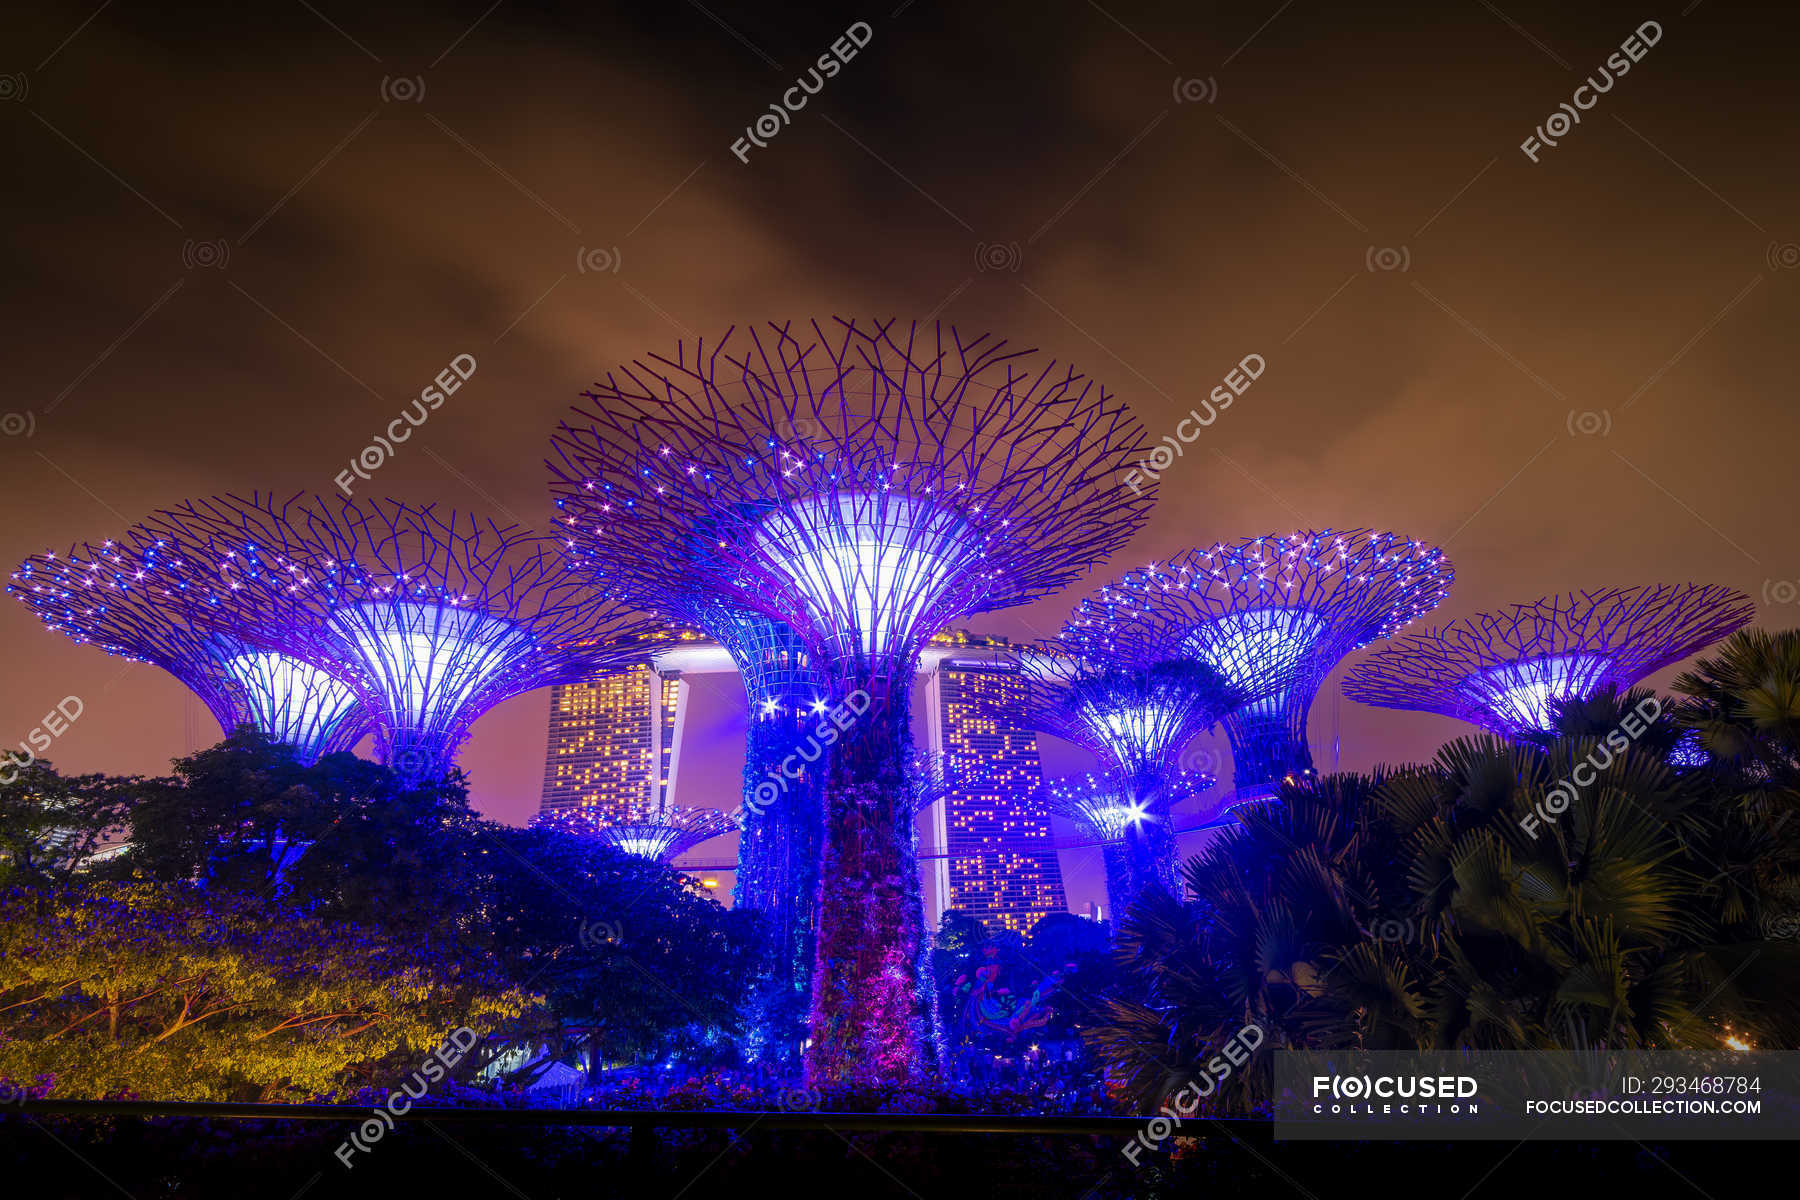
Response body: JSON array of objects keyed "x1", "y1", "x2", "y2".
[
  {"x1": 735, "y1": 715, "x2": 824, "y2": 1064},
  {"x1": 1111, "y1": 789, "x2": 1180, "y2": 915},
  {"x1": 804, "y1": 679, "x2": 932, "y2": 1088},
  {"x1": 1099, "y1": 841, "x2": 1135, "y2": 930},
  {"x1": 1122, "y1": 825, "x2": 1175, "y2": 896},
  {"x1": 1223, "y1": 705, "x2": 1313, "y2": 800}
]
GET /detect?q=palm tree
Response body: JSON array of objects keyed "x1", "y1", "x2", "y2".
[
  {"x1": 1377, "y1": 730, "x2": 1704, "y2": 1048},
  {"x1": 1088, "y1": 704, "x2": 1800, "y2": 1110},
  {"x1": 1672, "y1": 629, "x2": 1800, "y2": 789},
  {"x1": 1089, "y1": 774, "x2": 1425, "y2": 1112}
]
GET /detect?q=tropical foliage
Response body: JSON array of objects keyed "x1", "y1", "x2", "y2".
[
  {"x1": 457, "y1": 821, "x2": 764, "y2": 1083},
  {"x1": 1091, "y1": 648, "x2": 1800, "y2": 1112},
  {"x1": 0, "y1": 729, "x2": 761, "y2": 1101},
  {"x1": 0, "y1": 883, "x2": 527, "y2": 1101},
  {"x1": 0, "y1": 759, "x2": 136, "y2": 888}
]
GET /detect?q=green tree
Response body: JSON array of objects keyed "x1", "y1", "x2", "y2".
[
  {"x1": 0, "y1": 882, "x2": 529, "y2": 1101},
  {"x1": 0, "y1": 759, "x2": 136, "y2": 889},
  {"x1": 1090, "y1": 772, "x2": 1422, "y2": 1111},
  {"x1": 120, "y1": 727, "x2": 478, "y2": 936},
  {"x1": 1673, "y1": 628, "x2": 1800, "y2": 790},
  {"x1": 1671, "y1": 631, "x2": 1800, "y2": 920},
  {"x1": 458, "y1": 823, "x2": 762, "y2": 1085}
]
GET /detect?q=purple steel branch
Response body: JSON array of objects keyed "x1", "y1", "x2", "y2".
[
  {"x1": 1341, "y1": 584, "x2": 1754, "y2": 738},
  {"x1": 1070, "y1": 531, "x2": 1455, "y2": 802},
  {"x1": 547, "y1": 317, "x2": 1155, "y2": 678},
  {"x1": 548, "y1": 318, "x2": 1155, "y2": 1089},
  {"x1": 136, "y1": 494, "x2": 659, "y2": 783},
  {"x1": 11, "y1": 536, "x2": 369, "y2": 762}
]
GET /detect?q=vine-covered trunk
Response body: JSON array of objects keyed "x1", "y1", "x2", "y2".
[
  {"x1": 1112, "y1": 786, "x2": 1180, "y2": 916},
  {"x1": 1100, "y1": 841, "x2": 1133, "y2": 927},
  {"x1": 1224, "y1": 703, "x2": 1312, "y2": 800},
  {"x1": 735, "y1": 714, "x2": 824, "y2": 1063},
  {"x1": 804, "y1": 679, "x2": 932, "y2": 1088}
]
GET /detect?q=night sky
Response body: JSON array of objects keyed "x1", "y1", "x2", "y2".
[{"x1": 4, "y1": 2, "x2": 1795, "y2": 913}]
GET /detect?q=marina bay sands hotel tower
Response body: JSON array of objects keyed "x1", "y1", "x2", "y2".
[{"x1": 541, "y1": 631, "x2": 1068, "y2": 933}]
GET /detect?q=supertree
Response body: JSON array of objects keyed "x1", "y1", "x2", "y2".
[
  {"x1": 548, "y1": 317, "x2": 1153, "y2": 1087},
  {"x1": 1072, "y1": 531, "x2": 1454, "y2": 805},
  {"x1": 1341, "y1": 585, "x2": 1754, "y2": 740},
  {"x1": 1668, "y1": 728, "x2": 1711, "y2": 770},
  {"x1": 137, "y1": 494, "x2": 659, "y2": 786},
  {"x1": 681, "y1": 600, "x2": 830, "y2": 1065},
  {"x1": 1042, "y1": 768, "x2": 1215, "y2": 923},
  {"x1": 11, "y1": 537, "x2": 367, "y2": 762},
  {"x1": 535, "y1": 801, "x2": 736, "y2": 862},
  {"x1": 1023, "y1": 627, "x2": 1246, "y2": 908}
]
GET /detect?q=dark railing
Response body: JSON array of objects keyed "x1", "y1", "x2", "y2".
[{"x1": 5, "y1": 1099, "x2": 1262, "y2": 1136}]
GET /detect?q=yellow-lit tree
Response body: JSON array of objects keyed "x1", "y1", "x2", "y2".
[{"x1": 0, "y1": 883, "x2": 532, "y2": 1101}]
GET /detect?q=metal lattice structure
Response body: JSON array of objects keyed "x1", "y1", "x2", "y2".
[
  {"x1": 1668, "y1": 728, "x2": 1710, "y2": 770},
  {"x1": 1341, "y1": 585, "x2": 1754, "y2": 739},
  {"x1": 1024, "y1": 642, "x2": 1246, "y2": 789},
  {"x1": 136, "y1": 494, "x2": 659, "y2": 786},
  {"x1": 1023, "y1": 627, "x2": 1245, "y2": 902},
  {"x1": 548, "y1": 318, "x2": 1155, "y2": 1087},
  {"x1": 11, "y1": 537, "x2": 368, "y2": 763},
  {"x1": 676, "y1": 601, "x2": 828, "y2": 1066},
  {"x1": 1042, "y1": 768, "x2": 1214, "y2": 922},
  {"x1": 1074, "y1": 531, "x2": 1454, "y2": 804},
  {"x1": 536, "y1": 801, "x2": 736, "y2": 862}
]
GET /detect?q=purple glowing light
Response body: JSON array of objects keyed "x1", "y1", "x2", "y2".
[
  {"x1": 1466, "y1": 652, "x2": 1613, "y2": 733},
  {"x1": 1067, "y1": 530, "x2": 1454, "y2": 802},
  {"x1": 549, "y1": 318, "x2": 1155, "y2": 1089},
  {"x1": 136, "y1": 494, "x2": 658, "y2": 783},
  {"x1": 538, "y1": 803, "x2": 736, "y2": 862},
  {"x1": 216, "y1": 644, "x2": 364, "y2": 756},
  {"x1": 750, "y1": 493, "x2": 973, "y2": 660},
  {"x1": 1343, "y1": 585, "x2": 1754, "y2": 739},
  {"x1": 10, "y1": 540, "x2": 369, "y2": 763}
]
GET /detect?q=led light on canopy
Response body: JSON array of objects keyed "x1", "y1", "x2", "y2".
[
  {"x1": 1466, "y1": 652, "x2": 1612, "y2": 734},
  {"x1": 1043, "y1": 769, "x2": 1216, "y2": 921},
  {"x1": 548, "y1": 318, "x2": 1154, "y2": 1089},
  {"x1": 139, "y1": 493, "x2": 660, "y2": 786},
  {"x1": 1071, "y1": 531, "x2": 1454, "y2": 807},
  {"x1": 751, "y1": 493, "x2": 977, "y2": 661},
  {"x1": 9, "y1": 536, "x2": 367, "y2": 763},
  {"x1": 1343, "y1": 584, "x2": 1754, "y2": 739},
  {"x1": 1186, "y1": 606, "x2": 1328, "y2": 715},
  {"x1": 216, "y1": 643, "x2": 363, "y2": 758},
  {"x1": 1025, "y1": 615, "x2": 1247, "y2": 901},
  {"x1": 537, "y1": 802, "x2": 736, "y2": 863},
  {"x1": 1027, "y1": 647, "x2": 1245, "y2": 782},
  {"x1": 1045, "y1": 775, "x2": 1158, "y2": 842},
  {"x1": 328, "y1": 601, "x2": 531, "y2": 775}
]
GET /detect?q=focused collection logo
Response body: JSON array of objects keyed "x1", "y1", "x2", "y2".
[{"x1": 1309, "y1": 1072, "x2": 1481, "y2": 1115}]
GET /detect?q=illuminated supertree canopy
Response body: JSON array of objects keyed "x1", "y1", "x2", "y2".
[
  {"x1": 1043, "y1": 769, "x2": 1215, "y2": 923},
  {"x1": 139, "y1": 494, "x2": 659, "y2": 786},
  {"x1": 11, "y1": 537, "x2": 367, "y2": 763},
  {"x1": 1341, "y1": 584, "x2": 1754, "y2": 739},
  {"x1": 1073, "y1": 530, "x2": 1454, "y2": 804},
  {"x1": 1025, "y1": 609, "x2": 1246, "y2": 909},
  {"x1": 548, "y1": 317, "x2": 1154, "y2": 1088},
  {"x1": 536, "y1": 801, "x2": 736, "y2": 862},
  {"x1": 1026, "y1": 646, "x2": 1246, "y2": 789},
  {"x1": 1668, "y1": 728, "x2": 1711, "y2": 770}
]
